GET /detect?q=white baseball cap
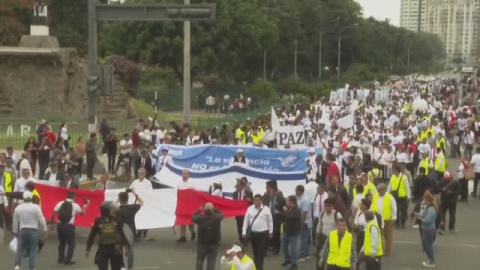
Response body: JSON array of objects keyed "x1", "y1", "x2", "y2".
[
  {"x1": 237, "y1": 149, "x2": 244, "y2": 154},
  {"x1": 227, "y1": 244, "x2": 242, "y2": 254},
  {"x1": 23, "y1": 191, "x2": 33, "y2": 200}
]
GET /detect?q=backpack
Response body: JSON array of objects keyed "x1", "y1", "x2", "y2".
[
  {"x1": 58, "y1": 201, "x2": 73, "y2": 223},
  {"x1": 98, "y1": 218, "x2": 121, "y2": 245}
]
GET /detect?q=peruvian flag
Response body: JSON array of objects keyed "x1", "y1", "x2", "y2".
[{"x1": 35, "y1": 183, "x2": 248, "y2": 229}]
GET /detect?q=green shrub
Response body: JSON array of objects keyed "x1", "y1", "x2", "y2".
[{"x1": 246, "y1": 79, "x2": 277, "y2": 107}]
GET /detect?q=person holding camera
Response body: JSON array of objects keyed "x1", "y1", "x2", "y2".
[{"x1": 192, "y1": 202, "x2": 223, "y2": 270}]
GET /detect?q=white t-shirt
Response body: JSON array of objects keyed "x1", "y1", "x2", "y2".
[
  {"x1": 120, "y1": 139, "x2": 133, "y2": 155},
  {"x1": 457, "y1": 163, "x2": 465, "y2": 179},
  {"x1": 304, "y1": 181, "x2": 319, "y2": 203},
  {"x1": 178, "y1": 180, "x2": 195, "y2": 190},
  {"x1": 54, "y1": 199, "x2": 82, "y2": 224},
  {"x1": 19, "y1": 159, "x2": 33, "y2": 178},
  {"x1": 14, "y1": 177, "x2": 35, "y2": 192},
  {"x1": 351, "y1": 193, "x2": 366, "y2": 211},
  {"x1": 130, "y1": 179, "x2": 153, "y2": 191},
  {"x1": 471, "y1": 154, "x2": 480, "y2": 173},
  {"x1": 60, "y1": 127, "x2": 69, "y2": 140}
]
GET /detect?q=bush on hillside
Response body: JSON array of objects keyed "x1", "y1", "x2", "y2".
[{"x1": 107, "y1": 55, "x2": 140, "y2": 96}]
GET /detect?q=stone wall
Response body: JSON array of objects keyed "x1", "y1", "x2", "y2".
[{"x1": 0, "y1": 44, "x2": 133, "y2": 120}]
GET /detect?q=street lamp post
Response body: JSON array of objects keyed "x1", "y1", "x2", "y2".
[{"x1": 337, "y1": 23, "x2": 358, "y2": 78}]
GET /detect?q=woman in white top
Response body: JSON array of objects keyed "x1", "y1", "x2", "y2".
[{"x1": 59, "y1": 122, "x2": 69, "y2": 149}]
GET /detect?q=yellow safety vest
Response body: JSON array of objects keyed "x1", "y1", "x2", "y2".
[
  {"x1": 436, "y1": 138, "x2": 445, "y2": 150},
  {"x1": 420, "y1": 158, "x2": 431, "y2": 175},
  {"x1": 235, "y1": 129, "x2": 246, "y2": 144},
  {"x1": 251, "y1": 132, "x2": 262, "y2": 144},
  {"x1": 31, "y1": 188, "x2": 41, "y2": 206},
  {"x1": 2, "y1": 172, "x2": 13, "y2": 192},
  {"x1": 389, "y1": 173, "x2": 407, "y2": 198},
  {"x1": 368, "y1": 169, "x2": 382, "y2": 183},
  {"x1": 364, "y1": 220, "x2": 383, "y2": 257},
  {"x1": 434, "y1": 152, "x2": 446, "y2": 173},
  {"x1": 327, "y1": 230, "x2": 353, "y2": 268},
  {"x1": 371, "y1": 192, "x2": 394, "y2": 221},
  {"x1": 231, "y1": 255, "x2": 256, "y2": 270},
  {"x1": 365, "y1": 182, "x2": 377, "y2": 196}
]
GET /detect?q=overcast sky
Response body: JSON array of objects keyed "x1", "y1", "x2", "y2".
[{"x1": 357, "y1": 0, "x2": 400, "y2": 26}]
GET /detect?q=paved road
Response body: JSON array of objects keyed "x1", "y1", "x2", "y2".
[{"x1": 2, "y1": 158, "x2": 479, "y2": 270}]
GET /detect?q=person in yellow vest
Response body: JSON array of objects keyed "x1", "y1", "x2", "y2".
[
  {"x1": 235, "y1": 125, "x2": 247, "y2": 145},
  {"x1": 361, "y1": 175, "x2": 377, "y2": 197},
  {"x1": 435, "y1": 133, "x2": 446, "y2": 154},
  {"x1": 318, "y1": 218, "x2": 357, "y2": 270},
  {"x1": 360, "y1": 211, "x2": 383, "y2": 270},
  {"x1": 434, "y1": 147, "x2": 447, "y2": 181},
  {"x1": 387, "y1": 165, "x2": 410, "y2": 229},
  {"x1": 418, "y1": 149, "x2": 433, "y2": 176},
  {"x1": 250, "y1": 126, "x2": 263, "y2": 145},
  {"x1": 370, "y1": 183, "x2": 397, "y2": 256},
  {"x1": 220, "y1": 245, "x2": 256, "y2": 270},
  {"x1": 368, "y1": 162, "x2": 383, "y2": 186}
]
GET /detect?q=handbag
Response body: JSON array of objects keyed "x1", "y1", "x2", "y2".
[
  {"x1": 391, "y1": 173, "x2": 403, "y2": 198},
  {"x1": 244, "y1": 207, "x2": 264, "y2": 243},
  {"x1": 464, "y1": 162, "x2": 474, "y2": 180}
]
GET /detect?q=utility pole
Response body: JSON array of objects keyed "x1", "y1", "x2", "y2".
[
  {"x1": 182, "y1": 0, "x2": 191, "y2": 124},
  {"x1": 263, "y1": 49, "x2": 267, "y2": 79},
  {"x1": 318, "y1": 32, "x2": 322, "y2": 79},
  {"x1": 337, "y1": 35, "x2": 342, "y2": 78},
  {"x1": 87, "y1": 1, "x2": 215, "y2": 126},
  {"x1": 294, "y1": 38, "x2": 298, "y2": 79}
]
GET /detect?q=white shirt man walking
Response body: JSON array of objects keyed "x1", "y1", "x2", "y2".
[
  {"x1": 13, "y1": 191, "x2": 47, "y2": 270},
  {"x1": 50, "y1": 192, "x2": 89, "y2": 265},
  {"x1": 177, "y1": 169, "x2": 197, "y2": 242}
]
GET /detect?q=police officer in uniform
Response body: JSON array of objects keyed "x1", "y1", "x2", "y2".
[{"x1": 86, "y1": 202, "x2": 129, "y2": 270}]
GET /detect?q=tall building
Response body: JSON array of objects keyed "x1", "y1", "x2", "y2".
[
  {"x1": 400, "y1": 0, "x2": 427, "y2": 32},
  {"x1": 424, "y1": 0, "x2": 480, "y2": 65}
]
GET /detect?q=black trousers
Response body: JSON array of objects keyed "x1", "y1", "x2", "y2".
[
  {"x1": 96, "y1": 247, "x2": 123, "y2": 270},
  {"x1": 57, "y1": 223, "x2": 75, "y2": 263},
  {"x1": 395, "y1": 197, "x2": 408, "y2": 227},
  {"x1": 86, "y1": 154, "x2": 96, "y2": 179},
  {"x1": 365, "y1": 256, "x2": 382, "y2": 270},
  {"x1": 268, "y1": 218, "x2": 281, "y2": 252},
  {"x1": 235, "y1": 216, "x2": 244, "y2": 241},
  {"x1": 39, "y1": 159, "x2": 49, "y2": 180},
  {"x1": 440, "y1": 201, "x2": 457, "y2": 231},
  {"x1": 196, "y1": 243, "x2": 218, "y2": 270},
  {"x1": 107, "y1": 154, "x2": 116, "y2": 173},
  {"x1": 317, "y1": 233, "x2": 327, "y2": 270},
  {"x1": 459, "y1": 178, "x2": 468, "y2": 201},
  {"x1": 474, "y1": 173, "x2": 480, "y2": 196},
  {"x1": 327, "y1": 266, "x2": 350, "y2": 270},
  {"x1": 356, "y1": 231, "x2": 365, "y2": 254},
  {"x1": 250, "y1": 231, "x2": 268, "y2": 270}
]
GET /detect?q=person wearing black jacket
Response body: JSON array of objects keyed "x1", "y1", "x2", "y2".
[
  {"x1": 86, "y1": 202, "x2": 129, "y2": 270},
  {"x1": 315, "y1": 155, "x2": 329, "y2": 185},
  {"x1": 438, "y1": 172, "x2": 459, "y2": 234},
  {"x1": 192, "y1": 203, "x2": 223, "y2": 270},
  {"x1": 412, "y1": 167, "x2": 436, "y2": 227},
  {"x1": 263, "y1": 180, "x2": 285, "y2": 255},
  {"x1": 105, "y1": 129, "x2": 118, "y2": 174},
  {"x1": 232, "y1": 178, "x2": 253, "y2": 242},
  {"x1": 281, "y1": 195, "x2": 301, "y2": 270}
]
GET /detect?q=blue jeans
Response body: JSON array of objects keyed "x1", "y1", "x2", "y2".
[
  {"x1": 282, "y1": 234, "x2": 299, "y2": 264},
  {"x1": 299, "y1": 226, "x2": 311, "y2": 258},
  {"x1": 127, "y1": 245, "x2": 134, "y2": 269},
  {"x1": 422, "y1": 228, "x2": 435, "y2": 264},
  {"x1": 15, "y1": 228, "x2": 39, "y2": 270}
]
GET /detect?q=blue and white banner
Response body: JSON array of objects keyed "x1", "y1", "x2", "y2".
[
  {"x1": 155, "y1": 144, "x2": 322, "y2": 172},
  {"x1": 152, "y1": 162, "x2": 307, "y2": 196}
]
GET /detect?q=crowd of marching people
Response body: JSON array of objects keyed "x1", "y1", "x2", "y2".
[{"x1": 0, "y1": 73, "x2": 479, "y2": 270}]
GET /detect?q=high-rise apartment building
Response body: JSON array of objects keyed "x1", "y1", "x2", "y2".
[
  {"x1": 400, "y1": 0, "x2": 427, "y2": 32},
  {"x1": 424, "y1": 0, "x2": 480, "y2": 65}
]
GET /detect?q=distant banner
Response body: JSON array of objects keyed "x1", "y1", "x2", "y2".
[
  {"x1": 153, "y1": 162, "x2": 307, "y2": 197},
  {"x1": 155, "y1": 144, "x2": 321, "y2": 172},
  {"x1": 274, "y1": 125, "x2": 307, "y2": 149}
]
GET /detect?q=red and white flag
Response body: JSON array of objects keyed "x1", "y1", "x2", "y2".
[{"x1": 35, "y1": 183, "x2": 248, "y2": 229}]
